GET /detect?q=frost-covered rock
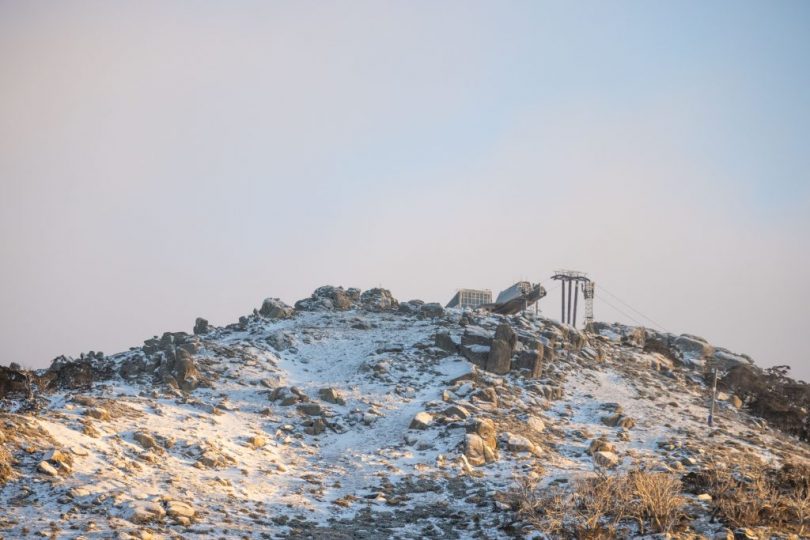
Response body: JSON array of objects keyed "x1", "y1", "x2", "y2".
[
  {"x1": 133, "y1": 431, "x2": 159, "y2": 450},
  {"x1": 501, "y1": 432, "x2": 537, "y2": 454},
  {"x1": 259, "y1": 298, "x2": 294, "y2": 319},
  {"x1": 526, "y1": 416, "x2": 545, "y2": 433},
  {"x1": 360, "y1": 288, "x2": 399, "y2": 311},
  {"x1": 486, "y1": 338, "x2": 512, "y2": 375},
  {"x1": 674, "y1": 334, "x2": 714, "y2": 364},
  {"x1": 409, "y1": 411, "x2": 433, "y2": 430},
  {"x1": 124, "y1": 500, "x2": 166, "y2": 524},
  {"x1": 593, "y1": 450, "x2": 619, "y2": 468},
  {"x1": 193, "y1": 317, "x2": 211, "y2": 335},
  {"x1": 295, "y1": 285, "x2": 358, "y2": 311},
  {"x1": 420, "y1": 302, "x2": 444, "y2": 318},
  {"x1": 166, "y1": 500, "x2": 195, "y2": 520},
  {"x1": 434, "y1": 332, "x2": 459, "y2": 355},
  {"x1": 464, "y1": 418, "x2": 498, "y2": 466},
  {"x1": 37, "y1": 460, "x2": 59, "y2": 477}
]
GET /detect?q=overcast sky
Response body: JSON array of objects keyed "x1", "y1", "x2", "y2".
[{"x1": 1, "y1": 2, "x2": 808, "y2": 380}]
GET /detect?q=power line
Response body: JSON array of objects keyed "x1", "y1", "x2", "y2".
[
  {"x1": 597, "y1": 283, "x2": 671, "y2": 333},
  {"x1": 595, "y1": 292, "x2": 659, "y2": 330}
]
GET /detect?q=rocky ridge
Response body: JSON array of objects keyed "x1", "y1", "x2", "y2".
[{"x1": 0, "y1": 285, "x2": 808, "y2": 539}]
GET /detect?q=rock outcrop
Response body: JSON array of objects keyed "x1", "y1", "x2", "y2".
[{"x1": 259, "y1": 298, "x2": 294, "y2": 319}]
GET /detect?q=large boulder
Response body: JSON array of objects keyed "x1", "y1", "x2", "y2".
[
  {"x1": 512, "y1": 339, "x2": 545, "y2": 378},
  {"x1": 484, "y1": 322, "x2": 516, "y2": 375},
  {"x1": 171, "y1": 349, "x2": 205, "y2": 392},
  {"x1": 318, "y1": 387, "x2": 346, "y2": 405},
  {"x1": 259, "y1": 298, "x2": 294, "y2": 319},
  {"x1": 485, "y1": 339, "x2": 512, "y2": 375},
  {"x1": 501, "y1": 432, "x2": 539, "y2": 454},
  {"x1": 0, "y1": 365, "x2": 32, "y2": 399},
  {"x1": 461, "y1": 344, "x2": 490, "y2": 368},
  {"x1": 295, "y1": 286, "x2": 357, "y2": 311},
  {"x1": 468, "y1": 418, "x2": 497, "y2": 449},
  {"x1": 494, "y1": 323, "x2": 517, "y2": 349},
  {"x1": 420, "y1": 302, "x2": 444, "y2": 318},
  {"x1": 434, "y1": 332, "x2": 459, "y2": 355},
  {"x1": 673, "y1": 335, "x2": 714, "y2": 364},
  {"x1": 193, "y1": 317, "x2": 211, "y2": 335},
  {"x1": 409, "y1": 411, "x2": 433, "y2": 430},
  {"x1": 464, "y1": 418, "x2": 498, "y2": 466},
  {"x1": 39, "y1": 355, "x2": 114, "y2": 392},
  {"x1": 460, "y1": 326, "x2": 493, "y2": 347},
  {"x1": 621, "y1": 327, "x2": 645, "y2": 349},
  {"x1": 712, "y1": 349, "x2": 753, "y2": 371},
  {"x1": 593, "y1": 450, "x2": 620, "y2": 468},
  {"x1": 360, "y1": 288, "x2": 399, "y2": 311}
]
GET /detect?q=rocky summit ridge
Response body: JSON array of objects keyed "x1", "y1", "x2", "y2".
[{"x1": 0, "y1": 285, "x2": 808, "y2": 539}]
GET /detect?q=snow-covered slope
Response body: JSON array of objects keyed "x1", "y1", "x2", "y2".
[{"x1": 0, "y1": 286, "x2": 807, "y2": 539}]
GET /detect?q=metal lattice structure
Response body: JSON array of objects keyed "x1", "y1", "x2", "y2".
[
  {"x1": 551, "y1": 269, "x2": 592, "y2": 328},
  {"x1": 582, "y1": 281, "x2": 595, "y2": 326}
]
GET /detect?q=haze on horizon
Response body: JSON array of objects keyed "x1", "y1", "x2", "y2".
[{"x1": 1, "y1": 2, "x2": 808, "y2": 380}]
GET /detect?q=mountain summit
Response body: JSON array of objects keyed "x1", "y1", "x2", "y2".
[{"x1": 1, "y1": 286, "x2": 808, "y2": 539}]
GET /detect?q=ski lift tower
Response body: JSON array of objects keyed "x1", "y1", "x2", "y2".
[
  {"x1": 551, "y1": 270, "x2": 592, "y2": 328},
  {"x1": 582, "y1": 280, "x2": 595, "y2": 327}
]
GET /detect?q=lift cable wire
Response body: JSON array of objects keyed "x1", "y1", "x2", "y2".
[
  {"x1": 594, "y1": 292, "x2": 659, "y2": 331},
  {"x1": 596, "y1": 283, "x2": 672, "y2": 333}
]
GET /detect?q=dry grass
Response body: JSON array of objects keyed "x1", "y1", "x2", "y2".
[
  {"x1": 511, "y1": 469, "x2": 686, "y2": 537},
  {"x1": 689, "y1": 460, "x2": 810, "y2": 535},
  {"x1": 631, "y1": 469, "x2": 686, "y2": 533}
]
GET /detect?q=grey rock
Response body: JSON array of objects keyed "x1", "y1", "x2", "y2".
[
  {"x1": 259, "y1": 298, "x2": 294, "y2": 319},
  {"x1": 485, "y1": 339, "x2": 512, "y2": 375},
  {"x1": 193, "y1": 317, "x2": 211, "y2": 335}
]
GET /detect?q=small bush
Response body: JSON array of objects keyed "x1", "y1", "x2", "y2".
[
  {"x1": 511, "y1": 469, "x2": 686, "y2": 537},
  {"x1": 690, "y1": 460, "x2": 810, "y2": 535}
]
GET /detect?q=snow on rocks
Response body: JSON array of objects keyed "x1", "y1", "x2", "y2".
[
  {"x1": 259, "y1": 297, "x2": 294, "y2": 319},
  {"x1": 593, "y1": 449, "x2": 620, "y2": 468},
  {"x1": 1, "y1": 285, "x2": 808, "y2": 539},
  {"x1": 124, "y1": 500, "x2": 166, "y2": 524},
  {"x1": 409, "y1": 411, "x2": 433, "y2": 430}
]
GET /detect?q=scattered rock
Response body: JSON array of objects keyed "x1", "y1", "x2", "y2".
[
  {"x1": 247, "y1": 435, "x2": 266, "y2": 449},
  {"x1": 86, "y1": 407, "x2": 111, "y2": 421},
  {"x1": 593, "y1": 450, "x2": 619, "y2": 468},
  {"x1": 133, "y1": 431, "x2": 159, "y2": 450},
  {"x1": 298, "y1": 402, "x2": 323, "y2": 416},
  {"x1": 588, "y1": 437, "x2": 615, "y2": 455},
  {"x1": 464, "y1": 418, "x2": 499, "y2": 466},
  {"x1": 434, "y1": 332, "x2": 459, "y2": 355},
  {"x1": 125, "y1": 500, "x2": 166, "y2": 524},
  {"x1": 318, "y1": 387, "x2": 346, "y2": 406},
  {"x1": 37, "y1": 460, "x2": 59, "y2": 477},
  {"x1": 409, "y1": 412, "x2": 433, "y2": 430},
  {"x1": 501, "y1": 432, "x2": 539, "y2": 455},
  {"x1": 443, "y1": 405, "x2": 470, "y2": 420},
  {"x1": 526, "y1": 416, "x2": 545, "y2": 433},
  {"x1": 166, "y1": 500, "x2": 195, "y2": 520}
]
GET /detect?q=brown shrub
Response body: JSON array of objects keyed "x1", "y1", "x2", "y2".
[
  {"x1": 511, "y1": 469, "x2": 686, "y2": 537},
  {"x1": 630, "y1": 470, "x2": 686, "y2": 534},
  {"x1": 693, "y1": 460, "x2": 810, "y2": 535}
]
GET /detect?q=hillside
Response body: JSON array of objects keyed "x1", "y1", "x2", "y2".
[{"x1": 1, "y1": 286, "x2": 808, "y2": 539}]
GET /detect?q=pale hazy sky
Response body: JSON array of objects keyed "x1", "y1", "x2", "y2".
[{"x1": 1, "y1": 2, "x2": 808, "y2": 380}]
